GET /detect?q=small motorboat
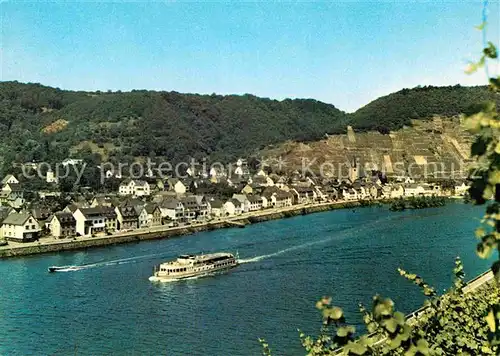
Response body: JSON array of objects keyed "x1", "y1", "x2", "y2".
[{"x1": 48, "y1": 266, "x2": 80, "y2": 273}]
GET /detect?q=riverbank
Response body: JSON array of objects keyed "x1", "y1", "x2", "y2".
[{"x1": 0, "y1": 200, "x2": 372, "y2": 259}]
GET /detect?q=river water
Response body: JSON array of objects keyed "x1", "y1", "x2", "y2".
[{"x1": 0, "y1": 203, "x2": 491, "y2": 355}]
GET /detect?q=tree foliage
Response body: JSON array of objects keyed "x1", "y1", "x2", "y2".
[
  {"x1": 350, "y1": 85, "x2": 500, "y2": 133},
  {"x1": 389, "y1": 196, "x2": 447, "y2": 211},
  {"x1": 463, "y1": 16, "x2": 500, "y2": 345},
  {"x1": 294, "y1": 258, "x2": 499, "y2": 356}
]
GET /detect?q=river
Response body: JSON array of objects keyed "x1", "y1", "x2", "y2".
[{"x1": 0, "y1": 202, "x2": 491, "y2": 355}]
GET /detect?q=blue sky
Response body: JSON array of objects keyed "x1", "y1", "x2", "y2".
[{"x1": 1, "y1": 1, "x2": 499, "y2": 112}]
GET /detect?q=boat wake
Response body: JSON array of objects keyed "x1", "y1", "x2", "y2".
[
  {"x1": 238, "y1": 238, "x2": 327, "y2": 264},
  {"x1": 50, "y1": 266, "x2": 85, "y2": 272},
  {"x1": 49, "y1": 253, "x2": 165, "y2": 273},
  {"x1": 238, "y1": 215, "x2": 391, "y2": 264}
]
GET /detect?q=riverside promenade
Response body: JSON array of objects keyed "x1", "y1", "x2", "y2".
[{"x1": 0, "y1": 200, "x2": 367, "y2": 259}]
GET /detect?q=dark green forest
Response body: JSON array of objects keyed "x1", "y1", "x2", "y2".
[
  {"x1": 0, "y1": 81, "x2": 498, "y2": 175},
  {"x1": 351, "y1": 84, "x2": 500, "y2": 134}
]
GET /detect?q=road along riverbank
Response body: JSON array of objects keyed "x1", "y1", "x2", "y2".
[{"x1": 0, "y1": 200, "x2": 372, "y2": 259}]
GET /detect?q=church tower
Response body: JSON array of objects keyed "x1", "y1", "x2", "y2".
[{"x1": 349, "y1": 158, "x2": 359, "y2": 183}]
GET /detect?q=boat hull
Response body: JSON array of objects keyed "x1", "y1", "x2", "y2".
[{"x1": 149, "y1": 263, "x2": 238, "y2": 282}]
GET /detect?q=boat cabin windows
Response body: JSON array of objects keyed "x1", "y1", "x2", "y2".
[{"x1": 162, "y1": 267, "x2": 188, "y2": 273}]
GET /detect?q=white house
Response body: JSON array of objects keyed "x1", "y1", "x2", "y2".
[
  {"x1": 208, "y1": 199, "x2": 225, "y2": 217},
  {"x1": 234, "y1": 166, "x2": 244, "y2": 176},
  {"x1": 1, "y1": 175, "x2": 19, "y2": 186},
  {"x1": 119, "y1": 180, "x2": 151, "y2": 197},
  {"x1": 210, "y1": 167, "x2": 224, "y2": 178},
  {"x1": 167, "y1": 179, "x2": 187, "y2": 194},
  {"x1": 49, "y1": 213, "x2": 76, "y2": 238},
  {"x1": 272, "y1": 191, "x2": 293, "y2": 208},
  {"x1": 105, "y1": 169, "x2": 123, "y2": 179},
  {"x1": 247, "y1": 195, "x2": 263, "y2": 211},
  {"x1": 354, "y1": 186, "x2": 369, "y2": 200},
  {"x1": 390, "y1": 185, "x2": 405, "y2": 198},
  {"x1": 261, "y1": 196, "x2": 269, "y2": 209},
  {"x1": 224, "y1": 199, "x2": 243, "y2": 216},
  {"x1": 342, "y1": 188, "x2": 358, "y2": 201},
  {"x1": 423, "y1": 184, "x2": 441, "y2": 196},
  {"x1": 404, "y1": 176, "x2": 416, "y2": 184},
  {"x1": 293, "y1": 187, "x2": 317, "y2": 203},
  {"x1": 404, "y1": 184, "x2": 425, "y2": 197},
  {"x1": 46, "y1": 170, "x2": 58, "y2": 184},
  {"x1": 185, "y1": 195, "x2": 210, "y2": 219},
  {"x1": 143, "y1": 204, "x2": 162, "y2": 227},
  {"x1": 232, "y1": 194, "x2": 251, "y2": 213},
  {"x1": 274, "y1": 177, "x2": 288, "y2": 189},
  {"x1": 1, "y1": 213, "x2": 41, "y2": 242},
  {"x1": 454, "y1": 182, "x2": 469, "y2": 196},
  {"x1": 61, "y1": 158, "x2": 84, "y2": 167},
  {"x1": 256, "y1": 169, "x2": 266, "y2": 177},
  {"x1": 314, "y1": 187, "x2": 327, "y2": 201},
  {"x1": 159, "y1": 199, "x2": 184, "y2": 221},
  {"x1": 369, "y1": 184, "x2": 383, "y2": 199},
  {"x1": 137, "y1": 206, "x2": 149, "y2": 228},
  {"x1": 250, "y1": 175, "x2": 274, "y2": 187},
  {"x1": 73, "y1": 208, "x2": 113, "y2": 236},
  {"x1": 0, "y1": 183, "x2": 25, "y2": 209}
]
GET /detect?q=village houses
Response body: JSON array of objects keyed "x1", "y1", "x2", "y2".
[
  {"x1": 0, "y1": 158, "x2": 462, "y2": 245},
  {"x1": 0, "y1": 180, "x2": 25, "y2": 209}
]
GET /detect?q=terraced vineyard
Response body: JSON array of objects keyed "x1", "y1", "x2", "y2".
[{"x1": 261, "y1": 117, "x2": 473, "y2": 180}]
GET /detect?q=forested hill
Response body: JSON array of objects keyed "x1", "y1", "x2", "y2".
[
  {"x1": 0, "y1": 81, "x2": 347, "y2": 169},
  {"x1": 350, "y1": 85, "x2": 499, "y2": 133},
  {"x1": 0, "y1": 81, "x2": 498, "y2": 171}
]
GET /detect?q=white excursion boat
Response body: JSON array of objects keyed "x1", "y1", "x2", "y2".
[{"x1": 149, "y1": 252, "x2": 238, "y2": 282}]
